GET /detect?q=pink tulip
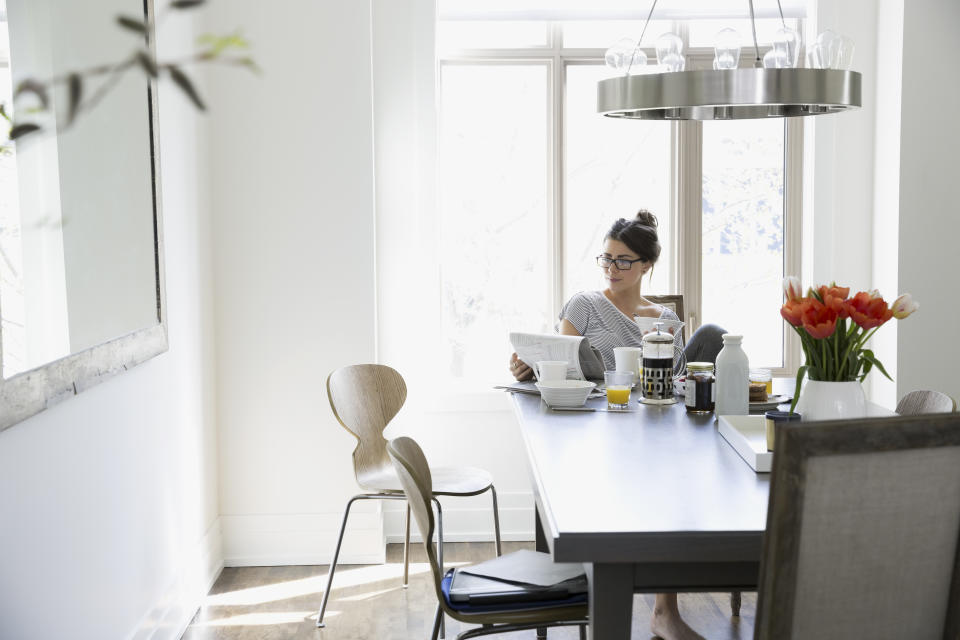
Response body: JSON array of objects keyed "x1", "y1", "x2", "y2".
[
  {"x1": 891, "y1": 293, "x2": 919, "y2": 319},
  {"x1": 783, "y1": 276, "x2": 803, "y2": 302}
]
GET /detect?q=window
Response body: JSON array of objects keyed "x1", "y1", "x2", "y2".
[{"x1": 437, "y1": 16, "x2": 802, "y2": 383}]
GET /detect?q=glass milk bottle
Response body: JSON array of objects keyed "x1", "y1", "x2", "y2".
[{"x1": 715, "y1": 334, "x2": 749, "y2": 416}]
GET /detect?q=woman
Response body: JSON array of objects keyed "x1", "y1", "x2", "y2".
[
  {"x1": 511, "y1": 209, "x2": 725, "y2": 380},
  {"x1": 509, "y1": 210, "x2": 725, "y2": 640}
]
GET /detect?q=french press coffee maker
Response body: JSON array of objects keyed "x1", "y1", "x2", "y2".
[{"x1": 640, "y1": 322, "x2": 681, "y2": 405}]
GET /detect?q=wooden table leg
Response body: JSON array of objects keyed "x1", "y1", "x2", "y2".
[{"x1": 586, "y1": 563, "x2": 633, "y2": 640}]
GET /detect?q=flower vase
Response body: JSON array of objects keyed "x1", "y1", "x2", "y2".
[{"x1": 794, "y1": 379, "x2": 867, "y2": 421}]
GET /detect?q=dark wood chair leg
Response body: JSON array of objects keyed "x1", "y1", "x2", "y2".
[{"x1": 730, "y1": 591, "x2": 742, "y2": 617}]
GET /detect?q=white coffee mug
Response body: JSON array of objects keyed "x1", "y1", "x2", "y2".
[
  {"x1": 534, "y1": 360, "x2": 567, "y2": 382},
  {"x1": 613, "y1": 346, "x2": 643, "y2": 383}
]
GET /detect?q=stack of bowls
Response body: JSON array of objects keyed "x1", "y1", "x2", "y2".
[{"x1": 534, "y1": 380, "x2": 597, "y2": 407}]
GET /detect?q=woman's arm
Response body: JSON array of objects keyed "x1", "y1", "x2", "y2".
[{"x1": 558, "y1": 318, "x2": 582, "y2": 336}]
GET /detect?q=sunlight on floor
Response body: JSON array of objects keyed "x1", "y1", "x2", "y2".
[
  {"x1": 198, "y1": 611, "x2": 320, "y2": 627},
  {"x1": 204, "y1": 560, "x2": 469, "y2": 607}
]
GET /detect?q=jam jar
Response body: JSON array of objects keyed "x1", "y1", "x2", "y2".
[{"x1": 685, "y1": 362, "x2": 715, "y2": 414}]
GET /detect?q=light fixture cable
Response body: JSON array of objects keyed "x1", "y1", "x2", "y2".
[
  {"x1": 748, "y1": 0, "x2": 761, "y2": 66},
  {"x1": 626, "y1": 0, "x2": 659, "y2": 75}
]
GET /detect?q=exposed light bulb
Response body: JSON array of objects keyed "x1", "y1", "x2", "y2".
[
  {"x1": 713, "y1": 28, "x2": 740, "y2": 70},
  {"x1": 836, "y1": 35, "x2": 855, "y2": 70},
  {"x1": 773, "y1": 27, "x2": 800, "y2": 68},
  {"x1": 656, "y1": 33, "x2": 684, "y2": 72},
  {"x1": 604, "y1": 37, "x2": 648, "y2": 75}
]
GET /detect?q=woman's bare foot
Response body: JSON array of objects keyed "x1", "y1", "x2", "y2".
[{"x1": 650, "y1": 594, "x2": 705, "y2": 640}]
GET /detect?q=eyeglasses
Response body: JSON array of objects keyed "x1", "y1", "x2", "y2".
[{"x1": 596, "y1": 255, "x2": 645, "y2": 270}]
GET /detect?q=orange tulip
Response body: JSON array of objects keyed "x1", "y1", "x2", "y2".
[
  {"x1": 780, "y1": 298, "x2": 806, "y2": 327},
  {"x1": 817, "y1": 285, "x2": 850, "y2": 319},
  {"x1": 800, "y1": 298, "x2": 838, "y2": 339},
  {"x1": 783, "y1": 276, "x2": 803, "y2": 302},
  {"x1": 817, "y1": 284, "x2": 850, "y2": 300},
  {"x1": 846, "y1": 290, "x2": 894, "y2": 330}
]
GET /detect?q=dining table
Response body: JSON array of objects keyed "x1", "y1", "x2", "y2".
[
  {"x1": 510, "y1": 384, "x2": 778, "y2": 640},
  {"x1": 511, "y1": 381, "x2": 896, "y2": 639}
]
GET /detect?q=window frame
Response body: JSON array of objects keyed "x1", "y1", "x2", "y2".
[{"x1": 438, "y1": 18, "x2": 803, "y2": 375}]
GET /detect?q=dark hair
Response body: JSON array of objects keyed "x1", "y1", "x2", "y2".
[{"x1": 605, "y1": 209, "x2": 661, "y2": 264}]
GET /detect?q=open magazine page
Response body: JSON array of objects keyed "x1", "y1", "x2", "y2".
[{"x1": 508, "y1": 332, "x2": 605, "y2": 381}]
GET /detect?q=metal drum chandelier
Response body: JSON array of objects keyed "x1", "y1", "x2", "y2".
[{"x1": 597, "y1": 0, "x2": 862, "y2": 120}]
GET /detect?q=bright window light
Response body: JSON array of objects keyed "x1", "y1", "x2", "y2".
[{"x1": 701, "y1": 118, "x2": 785, "y2": 368}]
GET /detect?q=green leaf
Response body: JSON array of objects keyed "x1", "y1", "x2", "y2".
[
  {"x1": 66, "y1": 73, "x2": 82, "y2": 126},
  {"x1": 790, "y1": 365, "x2": 808, "y2": 413},
  {"x1": 9, "y1": 123, "x2": 41, "y2": 140},
  {"x1": 235, "y1": 56, "x2": 262, "y2": 74},
  {"x1": 197, "y1": 31, "x2": 250, "y2": 56},
  {"x1": 116, "y1": 15, "x2": 147, "y2": 35},
  {"x1": 861, "y1": 349, "x2": 893, "y2": 381},
  {"x1": 171, "y1": 0, "x2": 206, "y2": 7},
  {"x1": 168, "y1": 66, "x2": 206, "y2": 110},
  {"x1": 136, "y1": 51, "x2": 159, "y2": 78},
  {"x1": 14, "y1": 79, "x2": 50, "y2": 110},
  {"x1": 0, "y1": 103, "x2": 9, "y2": 123}
]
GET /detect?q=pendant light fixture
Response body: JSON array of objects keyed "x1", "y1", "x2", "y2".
[{"x1": 597, "y1": 0, "x2": 862, "y2": 120}]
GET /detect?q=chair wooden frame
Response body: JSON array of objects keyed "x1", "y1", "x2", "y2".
[
  {"x1": 388, "y1": 437, "x2": 588, "y2": 640},
  {"x1": 316, "y1": 364, "x2": 502, "y2": 628},
  {"x1": 645, "y1": 294, "x2": 685, "y2": 327},
  {"x1": 755, "y1": 413, "x2": 960, "y2": 639}
]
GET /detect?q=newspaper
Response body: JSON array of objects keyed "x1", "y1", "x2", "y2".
[{"x1": 509, "y1": 332, "x2": 605, "y2": 381}]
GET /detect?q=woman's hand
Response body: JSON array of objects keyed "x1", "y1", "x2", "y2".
[{"x1": 509, "y1": 352, "x2": 533, "y2": 381}]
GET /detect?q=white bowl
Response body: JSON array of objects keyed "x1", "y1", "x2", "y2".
[{"x1": 535, "y1": 380, "x2": 596, "y2": 407}]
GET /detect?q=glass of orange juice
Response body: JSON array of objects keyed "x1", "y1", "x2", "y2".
[{"x1": 604, "y1": 371, "x2": 633, "y2": 410}]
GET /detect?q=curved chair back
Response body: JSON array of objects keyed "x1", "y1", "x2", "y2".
[
  {"x1": 896, "y1": 389, "x2": 957, "y2": 415},
  {"x1": 327, "y1": 364, "x2": 407, "y2": 489},
  {"x1": 387, "y1": 437, "x2": 445, "y2": 600}
]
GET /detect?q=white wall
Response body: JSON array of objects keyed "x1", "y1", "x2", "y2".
[
  {"x1": 868, "y1": 0, "x2": 904, "y2": 408},
  {"x1": 895, "y1": 0, "x2": 960, "y2": 403},
  {"x1": 206, "y1": 0, "x2": 384, "y2": 566},
  {"x1": 807, "y1": 0, "x2": 879, "y2": 291},
  {"x1": 371, "y1": 0, "x2": 537, "y2": 544},
  {"x1": 0, "y1": 11, "x2": 220, "y2": 640}
]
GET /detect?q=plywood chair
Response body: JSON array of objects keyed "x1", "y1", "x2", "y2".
[
  {"x1": 755, "y1": 413, "x2": 960, "y2": 639},
  {"x1": 316, "y1": 364, "x2": 502, "y2": 628},
  {"x1": 388, "y1": 436, "x2": 588, "y2": 640},
  {"x1": 896, "y1": 389, "x2": 957, "y2": 415}
]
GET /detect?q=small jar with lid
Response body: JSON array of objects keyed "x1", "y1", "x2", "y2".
[{"x1": 685, "y1": 362, "x2": 716, "y2": 414}]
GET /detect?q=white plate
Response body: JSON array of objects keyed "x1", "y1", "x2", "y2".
[{"x1": 749, "y1": 394, "x2": 790, "y2": 412}]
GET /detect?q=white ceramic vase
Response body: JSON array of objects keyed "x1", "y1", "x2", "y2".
[{"x1": 794, "y1": 379, "x2": 867, "y2": 421}]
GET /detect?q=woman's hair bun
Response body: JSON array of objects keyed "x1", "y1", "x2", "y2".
[{"x1": 635, "y1": 209, "x2": 658, "y2": 229}]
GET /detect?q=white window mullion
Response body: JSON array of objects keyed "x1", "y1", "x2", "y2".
[
  {"x1": 549, "y1": 52, "x2": 562, "y2": 320},
  {"x1": 677, "y1": 119, "x2": 702, "y2": 343},
  {"x1": 783, "y1": 118, "x2": 804, "y2": 376}
]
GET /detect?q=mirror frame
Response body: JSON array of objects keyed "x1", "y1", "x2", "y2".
[{"x1": 0, "y1": 0, "x2": 166, "y2": 432}]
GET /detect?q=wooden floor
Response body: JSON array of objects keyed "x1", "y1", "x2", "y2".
[{"x1": 182, "y1": 542, "x2": 756, "y2": 640}]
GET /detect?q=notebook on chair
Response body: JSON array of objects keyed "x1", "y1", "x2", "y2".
[{"x1": 447, "y1": 569, "x2": 587, "y2": 604}]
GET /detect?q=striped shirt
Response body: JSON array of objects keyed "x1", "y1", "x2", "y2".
[{"x1": 558, "y1": 290, "x2": 684, "y2": 371}]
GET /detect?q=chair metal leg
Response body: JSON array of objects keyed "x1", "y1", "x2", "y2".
[
  {"x1": 316, "y1": 495, "x2": 362, "y2": 627},
  {"x1": 579, "y1": 624, "x2": 587, "y2": 640},
  {"x1": 490, "y1": 485, "x2": 502, "y2": 556},
  {"x1": 430, "y1": 602, "x2": 443, "y2": 640},
  {"x1": 433, "y1": 497, "x2": 445, "y2": 640},
  {"x1": 403, "y1": 502, "x2": 412, "y2": 587},
  {"x1": 730, "y1": 590, "x2": 742, "y2": 617}
]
